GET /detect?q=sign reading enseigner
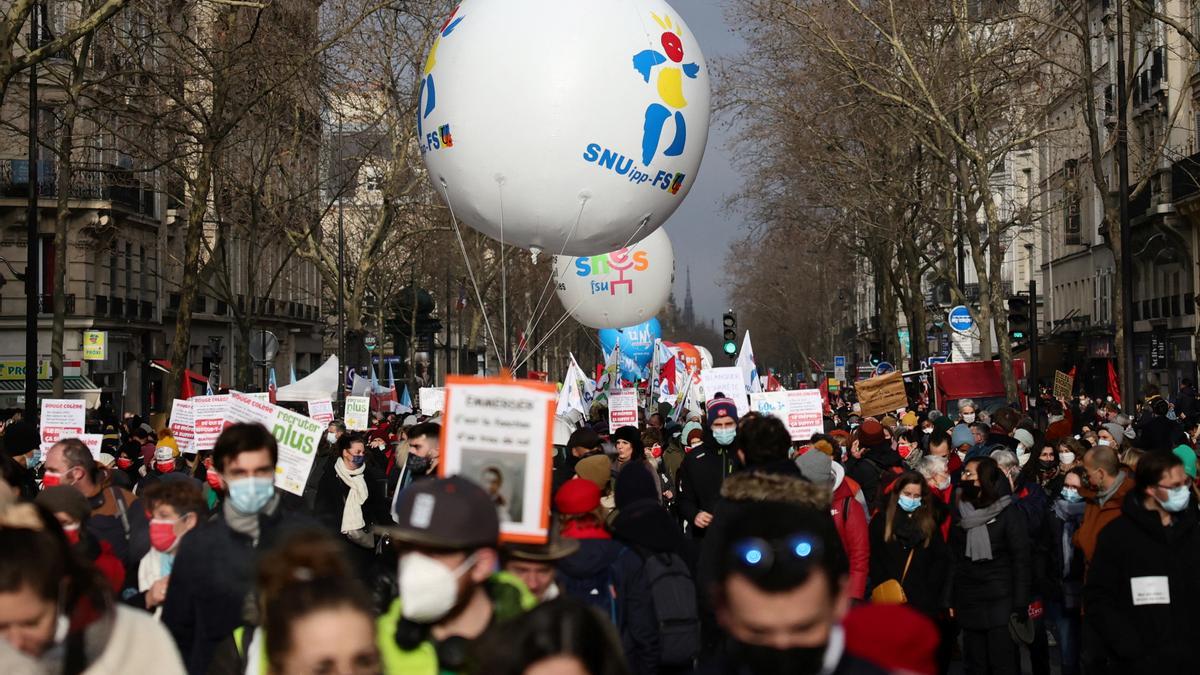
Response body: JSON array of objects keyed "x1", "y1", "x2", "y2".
[{"x1": 440, "y1": 376, "x2": 556, "y2": 545}]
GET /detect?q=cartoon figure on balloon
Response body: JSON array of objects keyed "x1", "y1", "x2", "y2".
[
  {"x1": 632, "y1": 13, "x2": 701, "y2": 171},
  {"x1": 419, "y1": 5, "x2": 464, "y2": 148}
]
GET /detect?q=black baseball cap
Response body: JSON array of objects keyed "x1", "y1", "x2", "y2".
[{"x1": 377, "y1": 475, "x2": 500, "y2": 550}]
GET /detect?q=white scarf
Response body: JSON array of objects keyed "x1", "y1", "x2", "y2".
[{"x1": 333, "y1": 458, "x2": 368, "y2": 533}]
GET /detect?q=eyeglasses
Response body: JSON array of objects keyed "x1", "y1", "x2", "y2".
[{"x1": 729, "y1": 534, "x2": 824, "y2": 582}]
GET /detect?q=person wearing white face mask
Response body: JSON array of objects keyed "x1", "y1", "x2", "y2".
[
  {"x1": 1083, "y1": 452, "x2": 1200, "y2": 675},
  {"x1": 374, "y1": 476, "x2": 535, "y2": 674},
  {"x1": 161, "y1": 423, "x2": 317, "y2": 675},
  {"x1": 958, "y1": 399, "x2": 978, "y2": 425}
]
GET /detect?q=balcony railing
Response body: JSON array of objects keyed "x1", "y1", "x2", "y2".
[{"x1": 0, "y1": 159, "x2": 158, "y2": 217}]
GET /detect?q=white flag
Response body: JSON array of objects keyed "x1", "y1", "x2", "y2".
[{"x1": 737, "y1": 331, "x2": 761, "y2": 393}]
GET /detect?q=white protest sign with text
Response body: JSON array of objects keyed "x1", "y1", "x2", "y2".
[
  {"x1": 700, "y1": 367, "x2": 750, "y2": 416},
  {"x1": 419, "y1": 387, "x2": 445, "y2": 416},
  {"x1": 222, "y1": 392, "x2": 321, "y2": 496},
  {"x1": 440, "y1": 376, "x2": 556, "y2": 545},
  {"x1": 40, "y1": 399, "x2": 86, "y2": 444},
  {"x1": 344, "y1": 396, "x2": 370, "y2": 430},
  {"x1": 608, "y1": 388, "x2": 639, "y2": 433},
  {"x1": 307, "y1": 399, "x2": 335, "y2": 424},
  {"x1": 169, "y1": 400, "x2": 195, "y2": 454},
  {"x1": 192, "y1": 395, "x2": 230, "y2": 452}
]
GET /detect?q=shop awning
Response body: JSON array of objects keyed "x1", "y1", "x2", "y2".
[
  {"x1": 0, "y1": 376, "x2": 100, "y2": 393},
  {"x1": 150, "y1": 360, "x2": 210, "y2": 386}
]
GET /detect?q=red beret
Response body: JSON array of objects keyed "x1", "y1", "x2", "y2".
[{"x1": 554, "y1": 477, "x2": 601, "y2": 515}]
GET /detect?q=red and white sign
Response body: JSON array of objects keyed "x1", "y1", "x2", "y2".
[
  {"x1": 307, "y1": 399, "x2": 335, "y2": 424},
  {"x1": 608, "y1": 388, "x2": 639, "y2": 433},
  {"x1": 192, "y1": 394, "x2": 230, "y2": 452},
  {"x1": 39, "y1": 399, "x2": 86, "y2": 445},
  {"x1": 170, "y1": 399, "x2": 195, "y2": 454}
]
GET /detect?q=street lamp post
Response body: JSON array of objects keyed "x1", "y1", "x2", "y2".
[
  {"x1": 24, "y1": 2, "x2": 42, "y2": 419},
  {"x1": 1115, "y1": 0, "x2": 1135, "y2": 406}
]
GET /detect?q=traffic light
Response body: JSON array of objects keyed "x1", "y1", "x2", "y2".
[
  {"x1": 869, "y1": 340, "x2": 882, "y2": 366},
  {"x1": 1008, "y1": 295, "x2": 1031, "y2": 342},
  {"x1": 722, "y1": 310, "x2": 737, "y2": 359}
]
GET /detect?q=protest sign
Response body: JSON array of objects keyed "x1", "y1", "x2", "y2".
[
  {"x1": 608, "y1": 388, "x2": 639, "y2": 433},
  {"x1": 245, "y1": 392, "x2": 271, "y2": 403},
  {"x1": 192, "y1": 394, "x2": 230, "y2": 452},
  {"x1": 750, "y1": 390, "x2": 825, "y2": 441},
  {"x1": 440, "y1": 376, "x2": 556, "y2": 544},
  {"x1": 40, "y1": 399, "x2": 86, "y2": 445},
  {"x1": 221, "y1": 392, "x2": 321, "y2": 495},
  {"x1": 1053, "y1": 370, "x2": 1074, "y2": 400},
  {"x1": 344, "y1": 396, "x2": 370, "y2": 430},
  {"x1": 169, "y1": 400, "x2": 195, "y2": 454},
  {"x1": 700, "y1": 367, "x2": 750, "y2": 416},
  {"x1": 308, "y1": 399, "x2": 335, "y2": 424},
  {"x1": 419, "y1": 387, "x2": 446, "y2": 416},
  {"x1": 856, "y1": 371, "x2": 908, "y2": 418}
]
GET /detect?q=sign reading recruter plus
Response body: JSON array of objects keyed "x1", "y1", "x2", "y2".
[{"x1": 948, "y1": 305, "x2": 974, "y2": 334}]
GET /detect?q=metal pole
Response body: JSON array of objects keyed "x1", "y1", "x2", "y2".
[
  {"x1": 1029, "y1": 279, "x2": 1038, "y2": 403},
  {"x1": 1116, "y1": 0, "x2": 1135, "y2": 407},
  {"x1": 24, "y1": 3, "x2": 40, "y2": 419},
  {"x1": 336, "y1": 116, "x2": 346, "y2": 403},
  {"x1": 444, "y1": 266, "x2": 450, "y2": 386},
  {"x1": 260, "y1": 329, "x2": 266, "y2": 392}
]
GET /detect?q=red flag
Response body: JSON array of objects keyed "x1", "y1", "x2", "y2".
[
  {"x1": 819, "y1": 377, "x2": 832, "y2": 414},
  {"x1": 659, "y1": 357, "x2": 676, "y2": 395},
  {"x1": 1067, "y1": 366, "x2": 1077, "y2": 380},
  {"x1": 1107, "y1": 361, "x2": 1121, "y2": 406},
  {"x1": 764, "y1": 374, "x2": 782, "y2": 392},
  {"x1": 180, "y1": 373, "x2": 194, "y2": 400}
]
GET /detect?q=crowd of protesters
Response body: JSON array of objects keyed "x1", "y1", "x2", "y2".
[{"x1": 1, "y1": 380, "x2": 1199, "y2": 674}]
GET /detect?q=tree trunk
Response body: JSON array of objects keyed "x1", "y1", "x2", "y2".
[
  {"x1": 166, "y1": 148, "x2": 214, "y2": 409},
  {"x1": 51, "y1": 110, "x2": 76, "y2": 398}
]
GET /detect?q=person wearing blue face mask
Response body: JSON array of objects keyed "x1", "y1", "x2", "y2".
[
  {"x1": 675, "y1": 395, "x2": 743, "y2": 539},
  {"x1": 1083, "y1": 451, "x2": 1200, "y2": 675},
  {"x1": 161, "y1": 423, "x2": 317, "y2": 675},
  {"x1": 1044, "y1": 468, "x2": 1088, "y2": 675},
  {"x1": 867, "y1": 473, "x2": 951, "y2": 633},
  {"x1": 315, "y1": 433, "x2": 391, "y2": 574}
]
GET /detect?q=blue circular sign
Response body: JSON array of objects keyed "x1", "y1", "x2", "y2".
[
  {"x1": 875, "y1": 362, "x2": 894, "y2": 376},
  {"x1": 948, "y1": 305, "x2": 974, "y2": 333}
]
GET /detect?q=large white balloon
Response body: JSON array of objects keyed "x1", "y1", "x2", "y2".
[
  {"x1": 553, "y1": 227, "x2": 674, "y2": 328},
  {"x1": 418, "y1": 0, "x2": 710, "y2": 256}
]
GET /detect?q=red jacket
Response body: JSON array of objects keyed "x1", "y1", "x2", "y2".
[
  {"x1": 929, "y1": 482, "x2": 954, "y2": 541},
  {"x1": 94, "y1": 539, "x2": 126, "y2": 594},
  {"x1": 832, "y1": 478, "x2": 870, "y2": 600}
]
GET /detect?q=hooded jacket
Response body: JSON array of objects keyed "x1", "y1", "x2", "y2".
[
  {"x1": 674, "y1": 433, "x2": 741, "y2": 534},
  {"x1": 832, "y1": 475, "x2": 870, "y2": 600},
  {"x1": 1083, "y1": 491, "x2": 1200, "y2": 675}
]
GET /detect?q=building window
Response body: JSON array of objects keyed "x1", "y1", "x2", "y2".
[
  {"x1": 108, "y1": 245, "x2": 118, "y2": 296},
  {"x1": 124, "y1": 242, "x2": 132, "y2": 295}
]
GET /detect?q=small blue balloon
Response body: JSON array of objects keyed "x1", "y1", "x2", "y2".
[{"x1": 599, "y1": 317, "x2": 661, "y2": 382}]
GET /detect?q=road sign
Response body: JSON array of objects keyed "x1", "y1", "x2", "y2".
[
  {"x1": 928, "y1": 356, "x2": 948, "y2": 366},
  {"x1": 834, "y1": 356, "x2": 846, "y2": 368},
  {"x1": 948, "y1": 306, "x2": 974, "y2": 334},
  {"x1": 833, "y1": 355, "x2": 846, "y2": 382},
  {"x1": 249, "y1": 330, "x2": 279, "y2": 363},
  {"x1": 365, "y1": 335, "x2": 378, "y2": 352}
]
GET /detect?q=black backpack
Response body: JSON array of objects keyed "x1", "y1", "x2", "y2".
[
  {"x1": 563, "y1": 563, "x2": 619, "y2": 623},
  {"x1": 641, "y1": 552, "x2": 701, "y2": 666}
]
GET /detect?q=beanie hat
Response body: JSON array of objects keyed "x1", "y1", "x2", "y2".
[
  {"x1": 706, "y1": 395, "x2": 739, "y2": 425},
  {"x1": 686, "y1": 428, "x2": 704, "y2": 447},
  {"x1": 611, "y1": 426, "x2": 644, "y2": 456},
  {"x1": 880, "y1": 416, "x2": 899, "y2": 431},
  {"x1": 932, "y1": 416, "x2": 955, "y2": 436},
  {"x1": 35, "y1": 486, "x2": 90, "y2": 523},
  {"x1": 554, "y1": 477, "x2": 601, "y2": 515},
  {"x1": 574, "y1": 455, "x2": 612, "y2": 490},
  {"x1": 680, "y1": 421, "x2": 702, "y2": 445},
  {"x1": 1173, "y1": 445, "x2": 1198, "y2": 479},
  {"x1": 794, "y1": 448, "x2": 833, "y2": 487},
  {"x1": 1102, "y1": 422, "x2": 1125, "y2": 443},
  {"x1": 843, "y1": 604, "x2": 939, "y2": 675},
  {"x1": 812, "y1": 439, "x2": 834, "y2": 457},
  {"x1": 858, "y1": 419, "x2": 886, "y2": 447},
  {"x1": 1012, "y1": 429, "x2": 1035, "y2": 450},
  {"x1": 900, "y1": 411, "x2": 918, "y2": 428},
  {"x1": 951, "y1": 424, "x2": 975, "y2": 449}
]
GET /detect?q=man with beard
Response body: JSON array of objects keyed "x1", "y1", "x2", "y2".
[
  {"x1": 701, "y1": 498, "x2": 888, "y2": 674},
  {"x1": 389, "y1": 422, "x2": 441, "y2": 498},
  {"x1": 375, "y1": 476, "x2": 535, "y2": 674}
]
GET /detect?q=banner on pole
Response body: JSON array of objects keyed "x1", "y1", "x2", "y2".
[{"x1": 700, "y1": 367, "x2": 750, "y2": 416}]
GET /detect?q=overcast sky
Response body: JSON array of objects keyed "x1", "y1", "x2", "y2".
[{"x1": 661, "y1": 0, "x2": 745, "y2": 327}]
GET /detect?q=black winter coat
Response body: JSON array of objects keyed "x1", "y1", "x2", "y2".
[
  {"x1": 1135, "y1": 415, "x2": 1186, "y2": 452},
  {"x1": 845, "y1": 444, "x2": 903, "y2": 512},
  {"x1": 674, "y1": 443, "x2": 739, "y2": 535},
  {"x1": 1082, "y1": 492, "x2": 1200, "y2": 675},
  {"x1": 313, "y1": 459, "x2": 391, "y2": 532},
  {"x1": 867, "y1": 510, "x2": 951, "y2": 618},
  {"x1": 948, "y1": 500, "x2": 1032, "y2": 630},
  {"x1": 161, "y1": 501, "x2": 318, "y2": 675}
]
